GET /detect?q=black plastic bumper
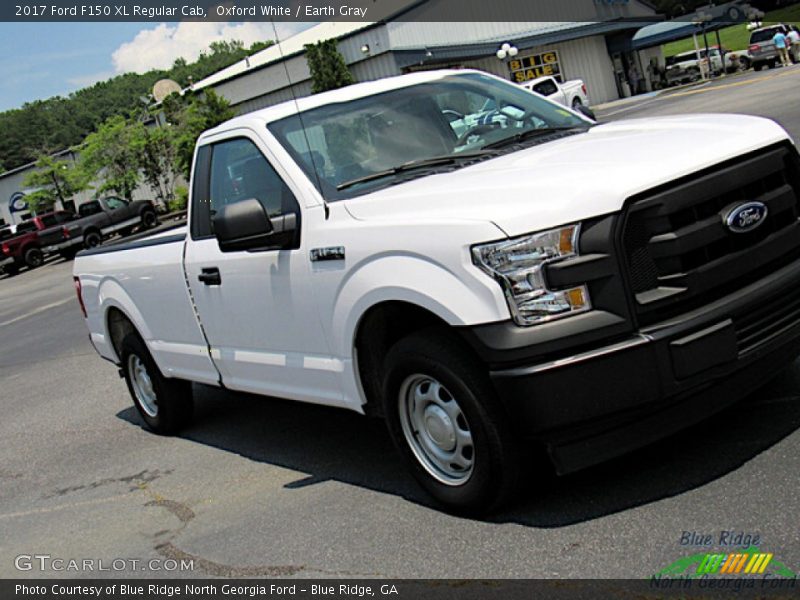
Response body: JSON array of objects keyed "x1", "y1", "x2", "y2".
[{"x1": 460, "y1": 258, "x2": 800, "y2": 475}]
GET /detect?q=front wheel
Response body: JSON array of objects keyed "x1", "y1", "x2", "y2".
[
  {"x1": 120, "y1": 332, "x2": 193, "y2": 434},
  {"x1": 382, "y1": 330, "x2": 521, "y2": 514}
]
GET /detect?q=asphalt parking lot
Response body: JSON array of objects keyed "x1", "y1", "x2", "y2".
[{"x1": 2, "y1": 67, "x2": 800, "y2": 580}]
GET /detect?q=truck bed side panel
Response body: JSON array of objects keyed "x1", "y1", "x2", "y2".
[{"x1": 75, "y1": 235, "x2": 219, "y2": 385}]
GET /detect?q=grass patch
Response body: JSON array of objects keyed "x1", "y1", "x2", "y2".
[{"x1": 662, "y1": 4, "x2": 800, "y2": 56}]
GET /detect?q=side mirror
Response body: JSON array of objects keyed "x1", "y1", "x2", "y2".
[
  {"x1": 212, "y1": 197, "x2": 296, "y2": 252},
  {"x1": 575, "y1": 104, "x2": 597, "y2": 122}
]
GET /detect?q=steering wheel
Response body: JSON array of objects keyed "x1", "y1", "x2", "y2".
[
  {"x1": 442, "y1": 109, "x2": 465, "y2": 122},
  {"x1": 454, "y1": 123, "x2": 498, "y2": 148}
]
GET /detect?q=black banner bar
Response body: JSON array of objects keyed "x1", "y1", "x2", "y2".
[
  {"x1": 1, "y1": 0, "x2": 786, "y2": 23},
  {"x1": 4, "y1": 579, "x2": 800, "y2": 600}
]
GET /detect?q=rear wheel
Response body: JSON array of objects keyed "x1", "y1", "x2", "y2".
[
  {"x1": 24, "y1": 247, "x2": 44, "y2": 269},
  {"x1": 754, "y1": 61, "x2": 764, "y2": 71},
  {"x1": 382, "y1": 330, "x2": 521, "y2": 514},
  {"x1": 571, "y1": 97, "x2": 582, "y2": 110},
  {"x1": 83, "y1": 231, "x2": 101, "y2": 249},
  {"x1": 141, "y1": 210, "x2": 158, "y2": 229},
  {"x1": 59, "y1": 247, "x2": 79, "y2": 261},
  {"x1": 120, "y1": 332, "x2": 193, "y2": 434}
]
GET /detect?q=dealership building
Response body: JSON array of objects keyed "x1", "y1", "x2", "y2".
[
  {"x1": 191, "y1": 1, "x2": 662, "y2": 114},
  {"x1": 2, "y1": 0, "x2": 667, "y2": 226}
]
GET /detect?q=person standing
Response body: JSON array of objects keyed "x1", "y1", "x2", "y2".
[
  {"x1": 773, "y1": 30, "x2": 790, "y2": 67},
  {"x1": 787, "y1": 28, "x2": 800, "y2": 64}
]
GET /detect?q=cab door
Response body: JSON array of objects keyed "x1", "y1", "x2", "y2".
[{"x1": 183, "y1": 131, "x2": 343, "y2": 407}]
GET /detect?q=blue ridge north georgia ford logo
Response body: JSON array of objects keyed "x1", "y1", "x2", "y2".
[{"x1": 725, "y1": 201, "x2": 768, "y2": 233}]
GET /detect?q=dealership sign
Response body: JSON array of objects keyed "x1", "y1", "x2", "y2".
[
  {"x1": 509, "y1": 50, "x2": 562, "y2": 83},
  {"x1": 9, "y1": 192, "x2": 27, "y2": 213}
]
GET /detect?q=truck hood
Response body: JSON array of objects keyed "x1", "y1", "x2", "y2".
[{"x1": 343, "y1": 114, "x2": 791, "y2": 238}]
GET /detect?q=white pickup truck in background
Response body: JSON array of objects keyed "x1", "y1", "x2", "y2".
[
  {"x1": 74, "y1": 69, "x2": 800, "y2": 514},
  {"x1": 521, "y1": 75, "x2": 589, "y2": 110}
]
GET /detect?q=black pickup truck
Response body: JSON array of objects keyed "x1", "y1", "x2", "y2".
[{"x1": 45, "y1": 196, "x2": 159, "y2": 254}]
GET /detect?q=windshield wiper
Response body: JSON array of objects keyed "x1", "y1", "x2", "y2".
[
  {"x1": 336, "y1": 151, "x2": 492, "y2": 191},
  {"x1": 482, "y1": 126, "x2": 585, "y2": 150}
]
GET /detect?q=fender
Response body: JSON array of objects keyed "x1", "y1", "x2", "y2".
[
  {"x1": 330, "y1": 252, "x2": 508, "y2": 359},
  {"x1": 96, "y1": 277, "x2": 155, "y2": 363}
]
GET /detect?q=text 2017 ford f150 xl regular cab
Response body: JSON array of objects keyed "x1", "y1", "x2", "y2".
[{"x1": 74, "y1": 70, "x2": 800, "y2": 513}]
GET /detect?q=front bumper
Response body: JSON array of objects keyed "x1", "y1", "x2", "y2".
[{"x1": 461, "y1": 257, "x2": 800, "y2": 475}]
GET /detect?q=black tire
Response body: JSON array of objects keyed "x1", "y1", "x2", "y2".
[
  {"x1": 59, "y1": 247, "x2": 79, "y2": 261},
  {"x1": 141, "y1": 210, "x2": 158, "y2": 229},
  {"x1": 382, "y1": 329, "x2": 521, "y2": 514},
  {"x1": 83, "y1": 231, "x2": 102, "y2": 249},
  {"x1": 24, "y1": 247, "x2": 44, "y2": 269},
  {"x1": 740, "y1": 57, "x2": 751, "y2": 71},
  {"x1": 754, "y1": 61, "x2": 764, "y2": 71},
  {"x1": 571, "y1": 98, "x2": 582, "y2": 109},
  {"x1": 119, "y1": 332, "x2": 193, "y2": 434}
]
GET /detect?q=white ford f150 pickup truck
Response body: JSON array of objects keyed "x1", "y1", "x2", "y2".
[
  {"x1": 521, "y1": 75, "x2": 589, "y2": 110},
  {"x1": 74, "y1": 69, "x2": 800, "y2": 513}
]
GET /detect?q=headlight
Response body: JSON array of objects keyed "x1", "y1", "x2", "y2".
[{"x1": 472, "y1": 224, "x2": 591, "y2": 326}]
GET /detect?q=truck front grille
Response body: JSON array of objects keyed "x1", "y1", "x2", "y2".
[
  {"x1": 735, "y1": 282, "x2": 800, "y2": 355},
  {"x1": 620, "y1": 143, "x2": 800, "y2": 326}
]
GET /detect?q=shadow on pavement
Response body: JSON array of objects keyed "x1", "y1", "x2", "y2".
[{"x1": 117, "y1": 361, "x2": 800, "y2": 527}]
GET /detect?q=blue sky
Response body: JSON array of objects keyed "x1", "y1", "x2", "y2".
[{"x1": 0, "y1": 22, "x2": 305, "y2": 112}]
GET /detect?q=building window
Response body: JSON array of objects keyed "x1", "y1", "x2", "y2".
[{"x1": 508, "y1": 50, "x2": 562, "y2": 84}]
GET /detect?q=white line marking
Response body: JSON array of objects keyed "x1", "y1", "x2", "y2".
[
  {"x1": 0, "y1": 492, "x2": 131, "y2": 520},
  {"x1": 0, "y1": 297, "x2": 73, "y2": 327}
]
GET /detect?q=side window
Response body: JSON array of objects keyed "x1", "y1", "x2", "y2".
[
  {"x1": 208, "y1": 138, "x2": 299, "y2": 230},
  {"x1": 532, "y1": 80, "x2": 558, "y2": 96},
  {"x1": 105, "y1": 197, "x2": 127, "y2": 210},
  {"x1": 79, "y1": 201, "x2": 101, "y2": 217},
  {"x1": 40, "y1": 214, "x2": 58, "y2": 227}
]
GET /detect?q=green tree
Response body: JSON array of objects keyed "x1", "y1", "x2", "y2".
[
  {"x1": 132, "y1": 123, "x2": 178, "y2": 207},
  {"x1": 0, "y1": 38, "x2": 273, "y2": 172},
  {"x1": 169, "y1": 90, "x2": 234, "y2": 179},
  {"x1": 78, "y1": 116, "x2": 141, "y2": 201},
  {"x1": 304, "y1": 39, "x2": 355, "y2": 94},
  {"x1": 21, "y1": 154, "x2": 87, "y2": 213}
]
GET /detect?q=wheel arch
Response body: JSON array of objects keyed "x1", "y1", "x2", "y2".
[
  {"x1": 353, "y1": 301, "x2": 453, "y2": 417},
  {"x1": 96, "y1": 279, "x2": 155, "y2": 364}
]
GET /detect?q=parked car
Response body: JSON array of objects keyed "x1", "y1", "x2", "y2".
[
  {"x1": 749, "y1": 23, "x2": 800, "y2": 70},
  {"x1": 665, "y1": 48, "x2": 724, "y2": 86},
  {"x1": 521, "y1": 75, "x2": 590, "y2": 110},
  {"x1": 64, "y1": 196, "x2": 159, "y2": 250},
  {"x1": 75, "y1": 69, "x2": 800, "y2": 513}
]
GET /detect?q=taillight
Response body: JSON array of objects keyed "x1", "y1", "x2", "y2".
[
  {"x1": 62, "y1": 226, "x2": 70, "y2": 239},
  {"x1": 581, "y1": 83, "x2": 587, "y2": 95},
  {"x1": 74, "y1": 276, "x2": 87, "y2": 318},
  {"x1": 1, "y1": 242, "x2": 9, "y2": 255},
  {"x1": 749, "y1": 44, "x2": 760, "y2": 52}
]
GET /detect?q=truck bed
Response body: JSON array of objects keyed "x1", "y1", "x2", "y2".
[{"x1": 74, "y1": 222, "x2": 219, "y2": 385}]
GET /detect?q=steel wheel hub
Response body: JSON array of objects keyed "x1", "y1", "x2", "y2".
[
  {"x1": 398, "y1": 374, "x2": 474, "y2": 486},
  {"x1": 129, "y1": 354, "x2": 158, "y2": 417}
]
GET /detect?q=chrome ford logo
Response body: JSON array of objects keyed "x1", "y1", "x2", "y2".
[{"x1": 725, "y1": 201, "x2": 768, "y2": 233}]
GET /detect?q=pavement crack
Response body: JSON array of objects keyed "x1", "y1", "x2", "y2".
[
  {"x1": 44, "y1": 469, "x2": 171, "y2": 499},
  {"x1": 145, "y1": 498, "x2": 195, "y2": 524},
  {"x1": 154, "y1": 542, "x2": 305, "y2": 577}
]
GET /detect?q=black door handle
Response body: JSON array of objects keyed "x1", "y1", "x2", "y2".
[{"x1": 198, "y1": 267, "x2": 221, "y2": 286}]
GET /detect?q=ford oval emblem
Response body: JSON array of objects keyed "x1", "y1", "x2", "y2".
[{"x1": 725, "y1": 201, "x2": 768, "y2": 233}]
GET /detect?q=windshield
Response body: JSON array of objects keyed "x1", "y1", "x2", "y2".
[{"x1": 268, "y1": 72, "x2": 589, "y2": 200}]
